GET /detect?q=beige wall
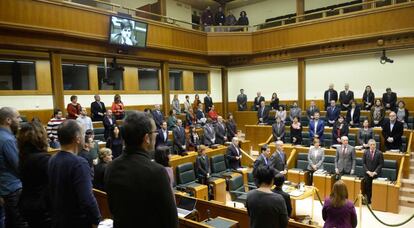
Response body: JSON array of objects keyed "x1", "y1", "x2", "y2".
[
  {"x1": 305, "y1": 0, "x2": 350, "y2": 11},
  {"x1": 166, "y1": 0, "x2": 193, "y2": 29}
]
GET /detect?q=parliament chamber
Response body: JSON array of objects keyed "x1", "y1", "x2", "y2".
[{"x1": 2, "y1": 0, "x2": 414, "y2": 228}]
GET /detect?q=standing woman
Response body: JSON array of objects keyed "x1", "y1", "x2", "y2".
[
  {"x1": 346, "y1": 100, "x2": 360, "y2": 128},
  {"x1": 93, "y1": 148, "x2": 113, "y2": 191},
  {"x1": 111, "y1": 94, "x2": 125, "y2": 120},
  {"x1": 358, "y1": 120, "x2": 374, "y2": 149},
  {"x1": 171, "y1": 94, "x2": 181, "y2": 114},
  {"x1": 18, "y1": 121, "x2": 51, "y2": 228},
  {"x1": 275, "y1": 105, "x2": 287, "y2": 123},
  {"x1": 322, "y1": 180, "x2": 357, "y2": 228},
  {"x1": 183, "y1": 95, "x2": 191, "y2": 113},
  {"x1": 307, "y1": 138, "x2": 324, "y2": 185},
  {"x1": 66, "y1": 95, "x2": 81, "y2": 119},
  {"x1": 188, "y1": 126, "x2": 201, "y2": 151},
  {"x1": 362, "y1": 85, "x2": 375, "y2": 111},
  {"x1": 270, "y1": 93, "x2": 279, "y2": 110},
  {"x1": 237, "y1": 11, "x2": 249, "y2": 26},
  {"x1": 106, "y1": 125, "x2": 123, "y2": 159},
  {"x1": 290, "y1": 116, "x2": 302, "y2": 145},
  {"x1": 192, "y1": 94, "x2": 201, "y2": 112},
  {"x1": 395, "y1": 100, "x2": 409, "y2": 128},
  {"x1": 370, "y1": 99, "x2": 385, "y2": 127},
  {"x1": 154, "y1": 146, "x2": 174, "y2": 188},
  {"x1": 226, "y1": 113, "x2": 237, "y2": 140},
  {"x1": 332, "y1": 115, "x2": 349, "y2": 145}
]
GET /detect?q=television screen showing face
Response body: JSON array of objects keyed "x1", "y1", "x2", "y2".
[{"x1": 109, "y1": 16, "x2": 147, "y2": 48}]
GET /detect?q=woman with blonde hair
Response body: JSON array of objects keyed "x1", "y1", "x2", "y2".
[
  {"x1": 93, "y1": 148, "x2": 113, "y2": 191},
  {"x1": 322, "y1": 180, "x2": 357, "y2": 228}
]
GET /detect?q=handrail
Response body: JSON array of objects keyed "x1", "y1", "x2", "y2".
[
  {"x1": 286, "y1": 148, "x2": 297, "y2": 170},
  {"x1": 253, "y1": 0, "x2": 390, "y2": 28},
  {"x1": 396, "y1": 155, "x2": 405, "y2": 187},
  {"x1": 407, "y1": 131, "x2": 413, "y2": 153},
  {"x1": 239, "y1": 148, "x2": 255, "y2": 167},
  {"x1": 93, "y1": 0, "x2": 120, "y2": 8}
]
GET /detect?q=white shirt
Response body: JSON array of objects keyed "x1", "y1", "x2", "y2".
[{"x1": 76, "y1": 115, "x2": 93, "y2": 133}]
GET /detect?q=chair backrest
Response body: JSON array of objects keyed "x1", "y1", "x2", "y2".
[
  {"x1": 324, "y1": 155, "x2": 336, "y2": 174},
  {"x1": 302, "y1": 132, "x2": 310, "y2": 139},
  {"x1": 285, "y1": 131, "x2": 291, "y2": 143},
  {"x1": 348, "y1": 133, "x2": 356, "y2": 141},
  {"x1": 302, "y1": 138, "x2": 311, "y2": 147},
  {"x1": 176, "y1": 162, "x2": 196, "y2": 185},
  {"x1": 296, "y1": 153, "x2": 308, "y2": 170},
  {"x1": 323, "y1": 133, "x2": 332, "y2": 139},
  {"x1": 354, "y1": 157, "x2": 364, "y2": 177},
  {"x1": 210, "y1": 155, "x2": 227, "y2": 174},
  {"x1": 324, "y1": 139, "x2": 332, "y2": 148},
  {"x1": 93, "y1": 189, "x2": 111, "y2": 219},
  {"x1": 380, "y1": 160, "x2": 398, "y2": 181},
  {"x1": 228, "y1": 175, "x2": 245, "y2": 200}
]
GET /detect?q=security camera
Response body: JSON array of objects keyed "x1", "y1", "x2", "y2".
[{"x1": 380, "y1": 50, "x2": 394, "y2": 64}]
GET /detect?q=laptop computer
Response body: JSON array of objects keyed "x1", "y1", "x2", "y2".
[{"x1": 177, "y1": 197, "x2": 197, "y2": 218}]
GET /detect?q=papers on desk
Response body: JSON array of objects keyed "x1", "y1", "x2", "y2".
[
  {"x1": 354, "y1": 146, "x2": 363, "y2": 150},
  {"x1": 289, "y1": 189, "x2": 304, "y2": 197},
  {"x1": 98, "y1": 219, "x2": 113, "y2": 228},
  {"x1": 237, "y1": 167, "x2": 249, "y2": 171},
  {"x1": 376, "y1": 177, "x2": 388, "y2": 182},
  {"x1": 314, "y1": 169, "x2": 327, "y2": 175},
  {"x1": 331, "y1": 144, "x2": 341, "y2": 149},
  {"x1": 389, "y1": 149, "x2": 401, "y2": 153}
]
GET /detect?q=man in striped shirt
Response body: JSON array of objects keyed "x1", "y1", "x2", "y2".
[{"x1": 47, "y1": 109, "x2": 65, "y2": 148}]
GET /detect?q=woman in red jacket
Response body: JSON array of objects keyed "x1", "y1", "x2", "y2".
[
  {"x1": 111, "y1": 94, "x2": 125, "y2": 120},
  {"x1": 66, "y1": 95, "x2": 81, "y2": 119}
]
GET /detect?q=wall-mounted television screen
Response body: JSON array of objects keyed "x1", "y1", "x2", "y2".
[{"x1": 109, "y1": 16, "x2": 148, "y2": 48}]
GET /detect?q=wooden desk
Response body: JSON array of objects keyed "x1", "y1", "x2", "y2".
[
  {"x1": 187, "y1": 183, "x2": 208, "y2": 201},
  {"x1": 313, "y1": 173, "x2": 326, "y2": 200},
  {"x1": 179, "y1": 217, "x2": 213, "y2": 228},
  {"x1": 289, "y1": 186, "x2": 315, "y2": 219},
  {"x1": 341, "y1": 176, "x2": 356, "y2": 202},
  {"x1": 202, "y1": 216, "x2": 238, "y2": 228},
  {"x1": 387, "y1": 183, "x2": 400, "y2": 213},
  {"x1": 244, "y1": 125, "x2": 272, "y2": 151},
  {"x1": 324, "y1": 175, "x2": 335, "y2": 200},
  {"x1": 208, "y1": 178, "x2": 227, "y2": 203},
  {"x1": 372, "y1": 180, "x2": 389, "y2": 212}
]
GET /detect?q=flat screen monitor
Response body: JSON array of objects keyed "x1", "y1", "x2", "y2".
[{"x1": 109, "y1": 16, "x2": 148, "y2": 48}]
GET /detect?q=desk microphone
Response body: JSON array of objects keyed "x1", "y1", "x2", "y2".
[{"x1": 206, "y1": 209, "x2": 211, "y2": 221}]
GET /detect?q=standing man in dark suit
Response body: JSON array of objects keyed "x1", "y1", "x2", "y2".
[
  {"x1": 272, "y1": 174, "x2": 292, "y2": 217},
  {"x1": 214, "y1": 116, "x2": 227, "y2": 145},
  {"x1": 253, "y1": 144, "x2": 271, "y2": 174},
  {"x1": 237, "y1": 89, "x2": 248, "y2": 111},
  {"x1": 90, "y1": 94, "x2": 106, "y2": 121},
  {"x1": 257, "y1": 101, "x2": 269, "y2": 124},
  {"x1": 270, "y1": 141, "x2": 287, "y2": 175},
  {"x1": 203, "y1": 119, "x2": 216, "y2": 146},
  {"x1": 103, "y1": 110, "x2": 116, "y2": 140},
  {"x1": 346, "y1": 101, "x2": 361, "y2": 128},
  {"x1": 155, "y1": 121, "x2": 169, "y2": 149},
  {"x1": 173, "y1": 119, "x2": 186, "y2": 156},
  {"x1": 382, "y1": 88, "x2": 397, "y2": 110},
  {"x1": 195, "y1": 145, "x2": 210, "y2": 184},
  {"x1": 326, "y1": 100, "x2": 340, "y2": 127},
  {"x1": 196, "y1": 103, "x2": 206, "y2": 124},
  {"x1": 339, "y1": 83, "x2": 354, "y2": 111},
  {"x1": 335, "y1": 136, "x2": 356, "y2": 176},
  {"x1": 309, "y1": 112, "x2": 325, "y2": 140},
  {"x1": 226, "y1": 137, "x2": 242, "y2": 170},
  {"x1": 253, "y1": 92, "x2": 265, "y2": 111},
  {"x1": 204, "y1": 91, "x2": 213, "y2": 113},
  {"x1": 306, "y1": 101, "x2": 320, "y2": 120},
  {"x1": 151, "y1": 104, "x2": 164, "y2": 129},
  {"x1": 272, "y1": 116, "x2": 285, "y2": 142},
  {"x1": 324, "y1": 83, "x2": 338, "y2": 110},
  {"x1": 105, "y1": 111, "x2": 178, "y2": 228},
  {"x1": 382, "y1": 111, "x2": 404, "y2": 151},
  {"x1": 362, "y1": 139, "x2": 384, "y2": 204}
]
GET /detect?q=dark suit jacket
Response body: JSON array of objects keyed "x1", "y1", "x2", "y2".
[
  {"x1": 257, "y1": 106, "x2": 270, "y2": 124},
  {"x1": 226, "y1": 120, "x2": 237, "y2": 139},
  {"x1": 306, "y1": 106, "x2": 320, "y2": 119},
  {"x1": 152, "y1": 110, "x2": 164, "y2": 128},
  {"x1": 309, "y1": 119, "x2": 325, "y2": 140},
  {"x1": 362, "y1": 149, "x2": 384, "y2": 176},
  {"x1": 253, "y1": 96, "x2": 265, "y2": 111},
  {"x1": 339, "y1": 90, "x2": 354, "y2": 108},
  {"x1": 332, "y1": 122, "x2": 349, "y2": 143},
  {"x1": 272, "y1": 122, "x2": 285, "y2": 142},
  {"x1": 214, "y1": 122, "x2": 227, "y2": 145},
  {"x1": 155, "y1": 129, "x2": 169, "y2": 149},
  {"x1": 204, "y1": 96, "x2": 213, "y2": 113},
  {"x1": 346, "y1": 106, "x2": 361, "y2": 127},
  {"x1": 196, "y1": 109, "x2": 206, "y2": 122},
  {"x1": 382, "y1": 120, "x2": 404, "y2": 150},
  {"x1": 362, "y1": 92, "x2": 375, "y2": 110},
  {"x1": 91, "y1": 101, "x2": 106, "y2": 121},
  {"x1": 105, "y1": 149, "x2": 178, "y2": 228},
  {"x1": 237, "y1": 94, "x2": 247, "y2": 111},
  {"x1": 196, "y1": 155, "x2": 210, "y2": 177},
  {"x1": 272, "y1": 188, "x2": 292, "y2": 217},
  {"x1": 382, "y1": 92, "x2": 397, "y2": 110},
  {"x1": 270, "y1": 151, "x2": 286, "y2": 173},
  {"x1": 103, "y1": 116, "x2": 116, "y2": 140},
  {"x1": 203, "y1": 124, "x2": 216, "y2": 146},
  {"x1": 324, "y1": 89, "x2": 338, "y2": 107},
  {"x1": 253, "y1": 154, "x2": 270, "y2": 173},
  {"x1": 327, "y1": 106, "x2": 340, "y2": 122},
  {"x1": 226, "y1": 144, "x2": 242, "y2": 170},
  {"x1": 173, "y1": 126, "x2": 186, "y2": 155}
]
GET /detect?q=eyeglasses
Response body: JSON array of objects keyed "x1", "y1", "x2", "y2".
[{"x1": 148, "y1": 130, "x2": 158, "y2": 135}]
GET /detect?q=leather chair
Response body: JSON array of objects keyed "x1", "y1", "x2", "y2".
[
  {"x1": 210, "y1": 154, "x2": 235, "y2": 178},
  {"x1": 176, "y1": 162, "x2": 207, "y2": 197},
  {"x1": 380, "y1": 160, "x2": 398, "y2": 181},
  {"x1": 324, "y1": 155, "x2": 336, "y2": 174},
  {"x1": 93, "y1": 128, "x2": 105, "y2": 141},
  {"x1": 228, "y1": 174, "x2": 248, "y2": 205}
]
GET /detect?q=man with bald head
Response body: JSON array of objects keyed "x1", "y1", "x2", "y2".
[
  {"x1": 226, "y1": 137, "x2": 242, "y2": 170},
  {"x1": 382, "y1": 111, "x2": 404, "y2": 151},
  {"x1": 339, "y1": 83, "x2": 354, "y2": 111},
  {"x1": 0, "y1": 107, "x2": 28, "y2": 228},
  {"x1": 90, "y1": 94, "x2": 106, "y2": 121},
  {"x1": 324, "y1": 83, "x2": 338, "y2": 110},
  {"x1": 151, "y1": 104, "x2": 164, "y2": 129},
  {"x1": 335, "y1": 136, "x2": 356, "y2": 177}
]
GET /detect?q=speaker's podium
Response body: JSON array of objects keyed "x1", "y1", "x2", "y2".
[
  {"x1": 202, "y1": 216, "x2": 238, "y2": 228},
  {"x1": 372, "y1": 179, "x2": 389, "y2": 211},
  {"x1": 287, "y1": 169, "x2": 309, "y2": 185}
]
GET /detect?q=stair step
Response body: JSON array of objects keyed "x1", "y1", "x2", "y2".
[
  {"x1": 401, "y1": 179, "x2": 414, "y2": 188},
  {"x1": 399, "y1": 196, "x2": 414, "y2": 208},
  {"x1": 400, "y1": 187, "x2": 414, "y2": 197}
]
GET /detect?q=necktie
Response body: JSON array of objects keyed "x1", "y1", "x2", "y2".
[
  {"x1": 328, "y1": 91, "x2": 331, "y2": 102},
  {"x1": 98, "y1": 102, "x2": 102, "y2": 110},
  {"x1": 371, "y1": 150, "x2": 374, "y2": 160},
  {"x1": 342, "y1": 146, "x2": 346, "y2": 156},
  {"x1": 314, "y1": 121, "x2": 318, "y2": 135},
  {"x1": 279, "y1": 152, "x2": 284, "y2": 162},
  {"x1": 261, "y1": 108, "x2": 264, "y2": 117}
]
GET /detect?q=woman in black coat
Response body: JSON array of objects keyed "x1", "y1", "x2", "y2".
[
  {"x1": 362, "y1": 85, "x2": 375, "y2": 111},
  {"x1": 18, "y1": 121, "x2": 51, "y2": 228},
  {"x1": 93, "y1": 148, "x2": 113, "y2": 191},
  {"x1": 226, "y1": 113, "x2": 237, "y2": 140},
  {"x1": 346, "y1": 100, "x2": 361, "y2": 128},
  {"x1": 106, "y1": 125, "x2": 123, "y2": 159}
]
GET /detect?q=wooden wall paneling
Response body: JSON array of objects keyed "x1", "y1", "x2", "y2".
[
  {"x1": 182, "y1": 70, "x2": 194, "y2": 91},
  {"x1": 161, "y1": 61, "x2": 170, "y2": 113},
  {"x1": 207, "y1": 33, "x2": 252, "y2": 55},
  {"x1": 296, "y1": 0, "x2": 305, "y2": 22},
  {"x1": 35, "y1": 60, "x2": 53, "y2": 94},
  {"x1": 88, "y1": 64, "x2": 99, "y2": 93},
  {"x1": 49, "y1": 52, "x2": 65, "y2": 113},
  {"x1": 123, "y1": 66, "x2": 139, "y2": 92},
  {"x1": 19, "y1": 109, "x2": 54, "y2": 124}
]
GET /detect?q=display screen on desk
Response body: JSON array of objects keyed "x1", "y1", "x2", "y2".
[{"x1": 109, "y1": 16, "x2": 148, "y2": 48}]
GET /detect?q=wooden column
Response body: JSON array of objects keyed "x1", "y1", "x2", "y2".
[
  {"x1": 159, "y1": 0, "x2": 166, "y2": 16},
  {"x1": 296, "y1": 0, "x2": 305, "y2": 22},
  {"x1": 161, "y1": 61, "x2": 170, "y2": 114},
  {"x1": 49, "y1": 52, "x2": 65, "y2": 113},
  {"x1": 221, "y1": 67, "x2": 228, "y2": 119},
  {"x1": 298, "y1": 58, "x2": 306, "y2": 110}
]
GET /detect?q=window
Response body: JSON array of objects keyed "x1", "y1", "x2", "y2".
[
  {"x1": 62, "y1": 64, "x2": 89, "y2": 90},
  {"x1": 0, "y1": 60, "x2": 36, "y2": 90},
  {"x1": 193, "y1": 72, "x2": 208, "y2": 91},
  {"x1": 97, "y1": 65, "x2": 124, "y2": 90},
  {"x1": 138, "y1": 68, "x2": 159, "y2": 90},
  {"x1": 169, "y1": 70, "x2": 183, "y2": 90}
]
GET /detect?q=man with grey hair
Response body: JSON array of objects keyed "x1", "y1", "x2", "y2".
[
  {"x1": 226, "y1": 137, "x2": 242, "y2": 170},
  {"x1": 382, "y1": 111, "x2": 404, "y2": 151},
  {"x1": 335, "y1": 136, "x2": 356, "y2": 176},
  {"x1": 362, "y1": 139, "x2": 384, "y2": 204},
  {"x1": 339, "y1": 83, "x2": 354, "y2": 111},
  {"x1": 270, "y1": 141, "x2": 287, "y2": 175},
  {"x1": 0, "y1": 107, "x2": 28, "y2": 227},
  {"x1": 215, "y1": 116, "x2": 227, "y2": 145},
  {"x1": 173, "y1": 119, "x2": 186, "y2": 156},
  {"x1": 151, "y1": 104, "x2": 164, "y2": 129},
  {"x1": 324, "y1": 83, "x2": 338, "y2": 110},
  {"x1": 90, "y1": 94, "x2": 106, "y2": 121}
]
